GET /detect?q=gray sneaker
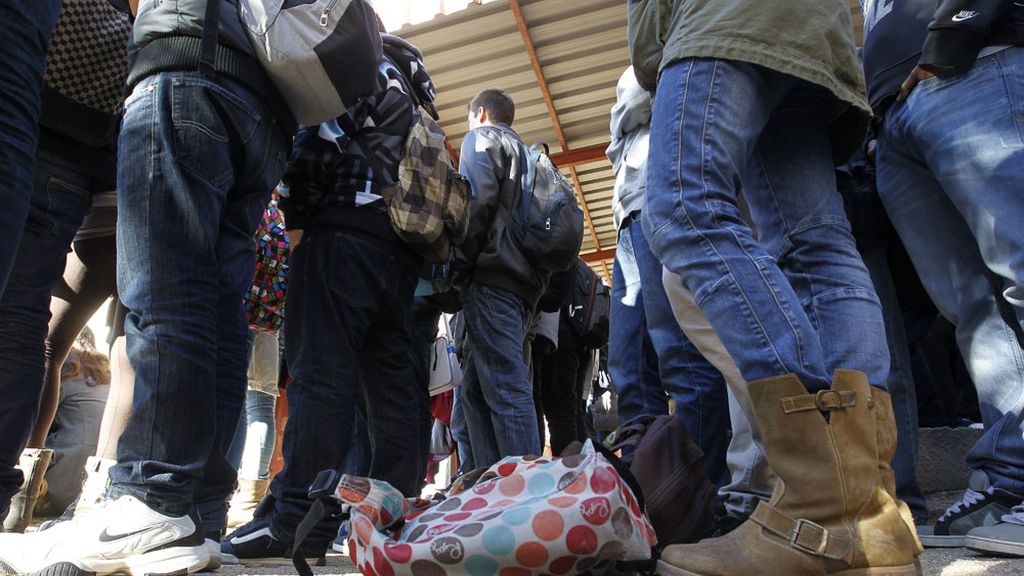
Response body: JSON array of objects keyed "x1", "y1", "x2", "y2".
[
  {"x1": 918, "y1": 471, "x2": 1020, "y2": 548},
  {"x1": 965, "y1": 504, "x2": 1024, "y2": 558}
]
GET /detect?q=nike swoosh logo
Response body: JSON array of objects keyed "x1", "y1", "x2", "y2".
[
  {"x1": 951, "y1": 11, "x2": 979, "y2": 22},
  {"x1": 98, "y1": 525, "x2": 164, "y2": 543}
]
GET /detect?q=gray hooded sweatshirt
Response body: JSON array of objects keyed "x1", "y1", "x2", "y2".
[{"x1": 606, "y1": 67, "x2": 652, "y2": 231}]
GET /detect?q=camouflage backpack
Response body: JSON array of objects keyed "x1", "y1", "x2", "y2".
[{"x1": 380, "y1": 35, "x2": 470, "y2": 264}]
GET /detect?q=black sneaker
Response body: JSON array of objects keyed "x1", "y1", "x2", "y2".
[
  {"x1": 918, "y1": 470, "x2": 1021, "y2": 547},
  {"x1": 222, "y1": 515, "x2": 291, "y2": 560},
  {"x1": 222, "y1": 514, "x2": 328, "y2": 563}
]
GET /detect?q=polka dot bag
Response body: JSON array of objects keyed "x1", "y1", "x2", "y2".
[{"x1": 334, "y1": 440, "x2": 656, "y2": 576}]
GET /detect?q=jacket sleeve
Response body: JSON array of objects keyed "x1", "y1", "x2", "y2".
[
  {"x1": 920, "y1": 0, "x2": 1012, "y2": 74},
  {"x1": 454, "y1": 129, "x2": 505, "y2": 273},
  {"x1": 278, "y1": 126, "x2": 322, "y2": 231},
  {"x1": 627, "y1": 0, "x2": 669, "y2": 92}
]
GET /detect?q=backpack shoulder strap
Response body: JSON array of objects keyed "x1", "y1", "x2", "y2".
[{"x1": 199, "y1": 0, "x2": 221, "y2": 77}]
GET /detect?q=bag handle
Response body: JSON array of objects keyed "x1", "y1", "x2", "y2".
[{"x1": 291, "y1": 470, "x2": 343, "y2": 576}]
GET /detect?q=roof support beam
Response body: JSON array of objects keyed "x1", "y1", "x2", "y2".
[
  {"x1": 549, "y1": 143, "x2": 610, "y2": 169},
  {"x1": 581, "y1": 248, "x2": 616, "y2": 263},
  {"x1": 508, "y1": 0, "x2": 601, "y2": 252}
]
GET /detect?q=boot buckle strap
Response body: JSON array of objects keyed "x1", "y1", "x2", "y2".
[
  {"x1": 782, "y1": 390, "x2": 857, "y2": 413},
  {"x1": 750, "y1": 503, "x2": 850, "y2": 560},
  {"x1": 789, "y1": 518, "x2": 830, "y2": 556}
]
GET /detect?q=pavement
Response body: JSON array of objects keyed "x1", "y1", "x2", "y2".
[{"x1": 217, "y1": 547, "x2": 1024, "y2": 576}]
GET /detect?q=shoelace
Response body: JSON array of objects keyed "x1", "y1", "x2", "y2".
[
  {"x1": 1002, "y1": 503, "x2": 1024, "y2": 527},
  {"x1": 937, "y1": 487, "x2": 993, "y2": 523}
]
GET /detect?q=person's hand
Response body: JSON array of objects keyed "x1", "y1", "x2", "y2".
[
  {"x1": 898, "y1": 66, "x2": 937, "y2": 102},
  {"x1": 866, "y1": 139, "x2": 878, "y2": 165},
  {"x1": 287, "y1": 229, "x2": 304, "y2": 251}
]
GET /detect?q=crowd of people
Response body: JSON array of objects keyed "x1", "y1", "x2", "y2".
[{"x1": 0, "y1": 0, "x2": 1021, "y2": 575}]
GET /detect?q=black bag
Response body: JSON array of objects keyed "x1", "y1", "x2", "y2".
[
  {"x1": 499, "y1": 134, "x2": 585, "y2": 273},
  {"x1": 567, "y1": 259, "x2": 610, "y2": 348},
  {"x1": 608, "y1": 414, "x2": 717, "y2": 547}
]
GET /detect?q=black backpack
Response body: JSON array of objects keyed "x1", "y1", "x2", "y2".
[
  {"x1": 566, "y1": 259, "x2": 610, "y2": 348},
  {"x1": 496, "y1": 132, "x2": 585, "y2": 273}
]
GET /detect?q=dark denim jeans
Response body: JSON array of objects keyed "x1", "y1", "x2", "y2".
[
  {"x1": 877, "y1": 48, "x2": 1024, "y2": 496},
  {"x1": 108, "y1": 71, "x2": 288, "y2": 521},
  {"x1": 0, "y1": 0, "x2": 61, "y2": 293},
  {"x1": 644, "y1": 59, "x2": 889, "y2": 394},
  {"x1": 0, "y1": 148, "x2": 110, "y2": 517},
  {"x1": 535, "y1": 328, "x2": 589, "y2": 456},
  {"x1": 458, "y1": 283, "x2": 540, "y2": 468},
  {"x1": 609, "y1": 213, "x2": 730, "y2": 484},
  {"x1": 838, "y1": 167, "x2": 928, "y2": 521},
  {"x1": 267, "y1": 224, "x2": 423, "y2": 551},
  {"x1": 411, "y1": 302, "x2": 442, "y2": 483}
]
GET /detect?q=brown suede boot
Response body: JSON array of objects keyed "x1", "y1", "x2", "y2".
[
  {"x1": 872, "y1": 389, "x2": 924, "y2": 558},
  {"x1": 657, "y1": 371, "x2": 921, "y2": 576},
  {"x1": 227, "y1": 478, "x2": 269, "y2": 529},
  {"x1": 3, "y1": 448, "x2": 54, "y2": 532}
]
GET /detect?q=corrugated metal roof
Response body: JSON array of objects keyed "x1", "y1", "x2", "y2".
[{"x1": 391, "y1": 0, "x2": 869, "y2": 282}]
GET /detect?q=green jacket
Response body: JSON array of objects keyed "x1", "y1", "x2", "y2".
[{"x1": 627, "y1": 0, "x2": 871, "y2": 162}]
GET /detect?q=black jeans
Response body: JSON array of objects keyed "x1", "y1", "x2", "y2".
[
  {"x1": 268, "y1": 220, "x2": 424, "y2": 551},
  {"x1": 536, "y1": 328, "x2": 590, "y2": 456}
]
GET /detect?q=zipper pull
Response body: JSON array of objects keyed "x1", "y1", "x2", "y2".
[
  {"x1": 545, "y1": 217, "x2": 552, "y2": 231},
  {"x1": 320, "y1": 11, "x2": 329, "y2": 26}
]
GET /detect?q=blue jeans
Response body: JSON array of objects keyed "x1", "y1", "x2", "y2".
[
  {"x1": 644, "y1": 58, "x2": 889, "y2": 394},
  {"x1": 411, "y1": 301, "x2": 442, "y2": 483},
  {"x1": 610, "y1": 213, "x2": 730, "y2": 484},
  {"x1": 876, "y1": 48, "x2": 1024, "y2": 496},
  {"x1": 0, "y1": 0, "x2": 61, "y2": 294},
  {"x1": 267, "y1": 223, "x2": 423, "y2": 551},
  {"x1": 459, "y1": 283, "x2": 540, "y2": 467},
  {"x1": 227, "y1": 390, "x2": 277, "y2": 480},
  {"x1": 108, "y1": 71, "x2": 288, "y2": 521},
  {"x1": 451, "y1": 384, "x2": 475, "y2": 476},
  {"x1": 0, "y1": 148, "x2": 109, "y2": 517}
]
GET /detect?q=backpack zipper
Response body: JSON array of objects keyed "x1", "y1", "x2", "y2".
[{"x1": 321, "y1": 0, "x2": 339, "y2": 26}]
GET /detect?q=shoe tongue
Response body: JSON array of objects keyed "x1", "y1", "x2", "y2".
[
  {"x1": 967, "y1": 470, "x2": 992, "y2": 492},
  {"x1": 1004, "y1": 505, "x2": 1024, "y2": 526}
]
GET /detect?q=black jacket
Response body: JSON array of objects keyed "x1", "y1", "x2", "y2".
[
  {"x1": 279, "y1": 58, "x2": 413, "y2": 234},
  {"x1": 862, "y1": 0, "x2": 1024, "y2": 114},
  {"x1": 455, "y1": 125, "x2": 548, "y2": 307},
  {"x1": 920, "y1": 0, "x2": 1024, "y2": 74}
]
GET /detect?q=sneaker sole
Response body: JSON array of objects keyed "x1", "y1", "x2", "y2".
[
  {"x1": 235, "y1": 556, "x2": 326, "y2": 567},
  {"x1": 656, "y1": 560, "x2": 922, "y2": 576},
  {"x1": 23, "y1": 546, "x2": 210, "y2": 576},
  {"x1": 965, "y1": 534, "x2": 1024, "y2": 558},
  {"x1": 917, "y1": 533, "x2": 966, "y2": 548},
  {"x1": 125, "y1": 545, "x2": 210, "y2": 576}
]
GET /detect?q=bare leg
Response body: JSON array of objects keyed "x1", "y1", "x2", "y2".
[{"x1": 28, "y1": 236, "x2": 116, "y2": 448}]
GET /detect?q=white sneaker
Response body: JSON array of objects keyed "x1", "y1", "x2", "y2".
[{"x1": 0, "y1": 494, "x2": 209, "y2": 576}]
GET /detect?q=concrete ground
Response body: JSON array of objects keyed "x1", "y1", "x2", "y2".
[{"x1": 218, "y1": 547, "x2": 1024, "y2": 576}]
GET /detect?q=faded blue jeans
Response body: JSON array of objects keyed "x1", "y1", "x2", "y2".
[
  {"x1": 644, "y1": 58, "x2": 889, "y2": 395},
  {"x1": 109, "y1": 71, "x2": 288, "y2": 522},
  {"x1": 876, "y1": 48, "x2": 1024, "y2": 496},
  {"x1": 609, "y1": 212, "x2": 730, "y2": 484},
  {"x1": 459, "y1": 283, "x2": 540, "y2": 468}
]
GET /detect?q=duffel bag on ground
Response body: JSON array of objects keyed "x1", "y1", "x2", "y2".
[{"x1": 296, "y1": 440, "x2": 656, "y2": 576}]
